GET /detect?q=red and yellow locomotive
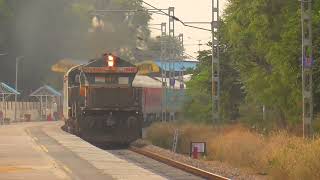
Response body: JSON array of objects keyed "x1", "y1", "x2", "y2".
[{"x1": 63, "y1": 53, "x2": 142, "y2": 144}]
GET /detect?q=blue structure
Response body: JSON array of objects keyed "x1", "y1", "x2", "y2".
[
  {"x1": 155, "y1": 59, "x2": 198, "y2": 72},
  {"x1": 30, "y1": 85, "x2": 61, "y2": 97},
  {"x1": 0, "y1": 82, "x2": 20, "y2": 95},
  {"x1": 0, "y1": 82, "x2": 20, "y2": 123}
]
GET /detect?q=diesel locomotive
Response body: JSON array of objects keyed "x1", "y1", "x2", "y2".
[{"x1": 63, "y1": 53, "x2": 142, "y2": 144}]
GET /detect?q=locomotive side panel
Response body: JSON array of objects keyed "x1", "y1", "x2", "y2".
[
  {"x1": 166, "y1": 89, "x2": 185, "y2": 112},
  {"x1": 143, "y1": 88, "x2": 162, "y2": 114}
]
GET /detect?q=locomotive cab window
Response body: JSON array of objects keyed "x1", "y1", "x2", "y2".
[
  {"x1": 118, "y1": 77, "x2": 129, "y2": 85},
  {"x1": 95, "y1": 76, "x2": 105, "y2": 83},
  {"x1": 75, "y1": 74, "x2": 80, "y2": 84}
]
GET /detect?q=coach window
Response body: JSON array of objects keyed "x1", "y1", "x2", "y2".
[{"x1": 79, "y1": 72, "x2": 88, "y2": 85}]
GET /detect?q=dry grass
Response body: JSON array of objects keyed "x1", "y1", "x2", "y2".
[
  {"x1": 145, "y1": 122, "x2": 320, "y2": 180},
  {"x1": 208, "y1": 128, "x2": 265, "y2": 169},
  {"x1": 146, "y1": 122, "x2": 217, "y2": 154}
]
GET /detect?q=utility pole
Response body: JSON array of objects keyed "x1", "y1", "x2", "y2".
[
  {"x1": 15, "y1": 56, "x2": 23, "y2": 122},
  {"x1": 140, "y1": 1, "x2": 222, "y2": 124},
  {"x1": 178, "y1": 33, "x2": 184, "y2": 89},
  {"x1": 168, "y1": 7, "x2": 175, "y2": 121},
  {"x1": 198, "y1": 40, "x2": 202, "y2": 51},
  {"x1": 161, "y1": 22, "x2": 167, "y2": 122},
  {"x1": 212, "y1": 0, "x2": 220, "y2": 123},
  {"x1": 301, "y1": 0, "x2": 313, "y2": 138}
]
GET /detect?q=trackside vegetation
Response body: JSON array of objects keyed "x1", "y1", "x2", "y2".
[
  {"x1": 184, "y1": 0, "x2": 320, "y2": 129},
  {"x1": 146, "y1": 123, "x2": 320, "y2": 180},
  {"x1": 146, "y1": 1, "x2": 320, "y2": 180}
]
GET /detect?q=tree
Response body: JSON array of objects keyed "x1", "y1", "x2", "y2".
[
  {"x1": 184, "y1": 36, "x2": 243, "y2": 123},
  {"x1": 222, "y1": 0, "x2": 320, "y2": 127},
  {"x1": 0, "y1": 0, "x2": 151, "y2": 91},
  {"x1": 134, "y1": 35, "x2": 184, "y2": 61},
  {"x1": 0, "y1": 0, "x2": 11, "y2": 52},
  {"x1": 184, "y1": 0, "x2": 320, "y2": 128},
  {"x1": 82, "y1": 0, "x2": 151, "y2": 60}
]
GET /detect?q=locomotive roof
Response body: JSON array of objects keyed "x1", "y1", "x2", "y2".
[
  {"x1": 85, "y1": 56, "x2": 135, "y2": 68},
  {"x1": 64, "y1": 55, "x2": 136, "y2": 76}
]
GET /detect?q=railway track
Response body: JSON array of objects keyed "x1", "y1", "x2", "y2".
[
  {"x1": 129, "y1": 146, "x2": 230, "y2": 180},
  {"x1": 86, "y1": 136, "x2": 230, "y2": 179},
  {"x1": 62, "y1": 126, "x2": 229, "y2": 179}
]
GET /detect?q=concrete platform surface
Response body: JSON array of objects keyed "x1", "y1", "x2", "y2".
[
  {"x1": 0, "y1": 121, "x2": 203, "y2": 180},
  {"x1": 0, "y1": 122, "x2": 70, "y2": 180}
]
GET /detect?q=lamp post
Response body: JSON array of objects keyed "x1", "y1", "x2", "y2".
[{"x1": 15, "y1": 56, "x2": 23, "y2": 122}]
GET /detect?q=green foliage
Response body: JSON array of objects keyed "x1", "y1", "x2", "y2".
[
  {"x1": 0, "y1": 0, "x2": 11, "y2": 49},
  {"x1": 66, "y1": 0, "x2": 151, "y2": 60},
  {"x1": 184, "y1": 0, "x2": 320, "y2": 128},
  {"x1": 0, "y1": 0, "x2": 11, "y2": 18},
  {"x1": 223, "y1": 0, "x2": 320, "y2": 126},
  {"x1": 0, "y1": 0, "x2": 151, "y2": 90},
  {"x1": 184, "y1": 39, "x2": 242, "y2": 122},
  {"x1": 71, "y1": 2, "x2": 94, "y2": 22}
]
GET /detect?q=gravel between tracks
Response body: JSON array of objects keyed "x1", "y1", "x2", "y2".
[{"x1": 131, "y1": 140, "x2": 268, "y2": 180}]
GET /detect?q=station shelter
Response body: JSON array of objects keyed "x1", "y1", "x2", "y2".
[
  {"x1": 0, "y1": 82, "x2": 20, "y2": 124},
  {"x1": 30, "y1": 85, "x2": 62, "y2": 121}
]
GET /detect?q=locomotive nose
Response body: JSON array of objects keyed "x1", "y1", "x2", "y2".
[
  {"x1": 105, "y1": 112, "x2": 116, "y2": 127},
  {"x1": 127, "y1": 116, "x2": 138, "y2": 127}
]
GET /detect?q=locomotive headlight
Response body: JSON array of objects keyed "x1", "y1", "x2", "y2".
[
  {"x1": 107, "y1": 55, "x2": 114, "y2": 67},
  {"x1": 108, "y1": 60, "x2": 114, "y2": 67},
  {"x1": 108, "y1": 55, "x2": 114, "y2": 61}
]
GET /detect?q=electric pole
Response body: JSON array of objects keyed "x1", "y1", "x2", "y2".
[
  {"x1": 15, "y1": 56, "x2": 23, "y2": 122},
  {"x1": 198, "y1": 40, "x2": 202, "y2": 51},
  {"x1": 161, "y1": 22, "x2": 168, "y2": 122},
  {"x1": 168, "y1": 7, "x2": 175, "y2": 121},
  {"x1": 178, "y1": 34, "x2": 184, "y2": 89},
  {"x1": 212, "y1": 0, "x2": 220, "y2": 123},
  {"x1": 301, "y1": 0, "x2": 313, "y2": 138}
]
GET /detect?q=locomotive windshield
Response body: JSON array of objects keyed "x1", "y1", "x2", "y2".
[{"x1": 88, "y1": 74, "x2": 131, "y2": 85}]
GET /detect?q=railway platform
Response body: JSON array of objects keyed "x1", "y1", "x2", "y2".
[{"x1": 0, "y1": 121, "x2": 203, "y2": 180}]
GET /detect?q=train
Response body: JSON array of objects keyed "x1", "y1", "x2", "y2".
[
  {"x1": 133, "y1": 75, "x2": 185, "y2": 124},
  {"x1": 63, "y1": 53, "x2": 185, "y2": 144}
]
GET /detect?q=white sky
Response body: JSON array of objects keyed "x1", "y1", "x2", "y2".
[{"x1": 143, "y1": 0, "x2": 227, "y2": 58}]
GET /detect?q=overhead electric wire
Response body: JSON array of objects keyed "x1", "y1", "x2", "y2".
[
  {"x1": 149, "y1": 27, "x2": 161, "y2": 31},
  {"x1": 149, "y1": 11, "x2": 168, "y2": 16},
  {"x1": 141, "y1": 1, "x2": 212, "y2": 32},
  {"x1": 93, "y1": 1, "x2": 212, "y2": 32},
  {"x1": 183, "y1": 52, "x2": 198, "y2": 60}
]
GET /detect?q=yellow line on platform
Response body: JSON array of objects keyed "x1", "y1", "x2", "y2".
[
  {"x1": 40, "y1": 145, "x2": 49, "y2": 153},
  {"x1": 25, "y1": 129, "x2": 31, "y2": 135},
  {"x1": 62, "y1": 165, "x2": 72, "y2": 174},
  {"x1": 0, "y1": 166, "x2": 33, "y2": 173}
]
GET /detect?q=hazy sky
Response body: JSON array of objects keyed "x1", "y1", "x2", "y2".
[{"x1": 143, "y1": 0, "x2": 227, "y2": 58}]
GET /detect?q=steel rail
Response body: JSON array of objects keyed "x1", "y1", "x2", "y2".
[{"x1": 129, "y1": 146, "x2": 230, "y2": 180}]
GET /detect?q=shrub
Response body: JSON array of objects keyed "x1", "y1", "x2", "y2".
[
  {"x1": 145, "y1": 123, "x2": 174, "y2": 149},
  {"x1": 208, "y1": 128, "x2": 265, "y2": 170},
  {"x1": 145, "y1": 122, "x2": 320, "y2": 179}
]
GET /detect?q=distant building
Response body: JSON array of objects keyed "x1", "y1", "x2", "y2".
[{"x1": 136, "y1": 59, "x2": 198, "y2": 76}]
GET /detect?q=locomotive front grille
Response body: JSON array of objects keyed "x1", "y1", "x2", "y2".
[{"x1": 88, "y1": 87, "x2": 136, "y2": 108}]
